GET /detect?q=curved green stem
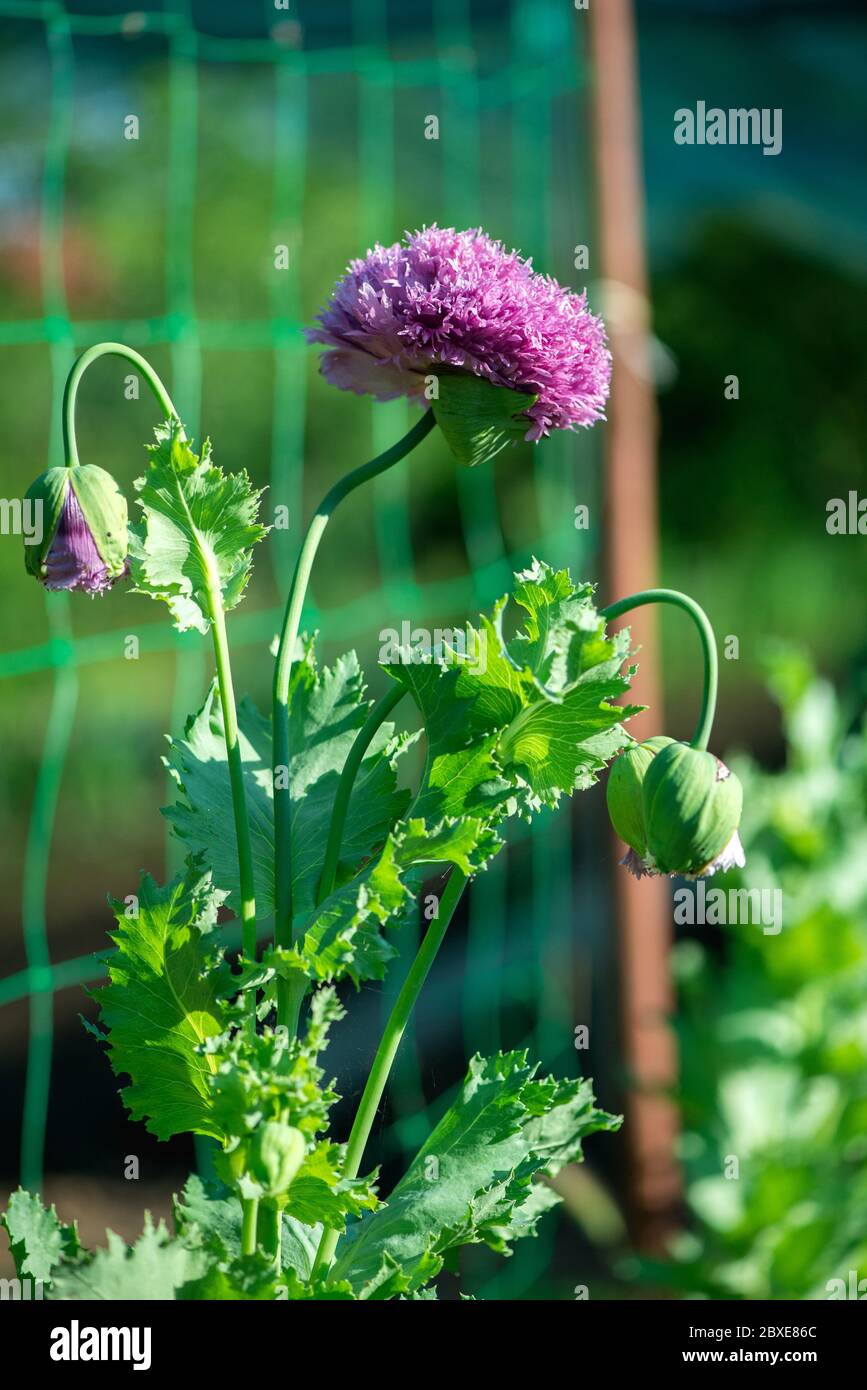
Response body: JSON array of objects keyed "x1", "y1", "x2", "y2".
[
  {"x1": 62, "y1": 341, "x2": 182, "y2": 466},
  {"x1": 62, "y1": 343, "x2": 257, "y2": 979},
  {"x1": 317, "y1": 684, "x2": 406, "y2": 905},
  {"x1": 312, "y1": 865, "x2": 469, "y2": 1280},
  {"x1": 600, "y1": 587, "x2": 718, "y2": 751},
  {"x1": 241, "y1": 1195, "x2": 259, "y2": 1258},
  {"x1": 271, "y1": 409, "x2": 436, "y2": 1027}
]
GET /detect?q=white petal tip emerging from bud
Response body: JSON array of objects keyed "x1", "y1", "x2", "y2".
[
  {"x1": 683, "y1": 830, "x2": 747, "y2": 881},
  {"x1": 619, "y1": 830, "x2": 746, "y2": 882}
]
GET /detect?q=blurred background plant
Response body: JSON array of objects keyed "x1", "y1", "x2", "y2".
[{"x1": 636, "y1": 650, "x2": 867, "y2": 1299}]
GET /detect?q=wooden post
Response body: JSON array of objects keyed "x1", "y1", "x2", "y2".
[{"x1": 587, "y1": 0, "x2": 681, "y2": 1248}]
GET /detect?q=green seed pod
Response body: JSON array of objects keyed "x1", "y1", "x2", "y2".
[
  {"x1": 642, "y1": 741, "x2": 743, "y2": 876},
  {"x1": 248, "y1": 1121, "x2": 306, "y2": 1198},
  {"x1": 606, "y1": 735, "x2": 675, "y2": 856},
  {"x1": 24, "y1": 464, "x2": 128, "y2": 593}
]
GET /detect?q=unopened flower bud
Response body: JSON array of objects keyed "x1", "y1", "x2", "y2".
[
  {"x1": 606, "y1": 735, "x2": 675, "y2": 857},
  {"x1": 24, "y1": 464, "x2": 128, "y2": 594},
  {"x1": 249, "y1": 1120, "x2": 306, "y2": 1198},
  {"x1": 642, "y1": 741, "x2": 744, "y2": 878}
]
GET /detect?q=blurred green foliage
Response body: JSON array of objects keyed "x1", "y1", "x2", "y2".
[
  {"x1": 653, "y1": 221, "x2": 867, "y2": 717},
  {"x1": 659, "y1": 649, "x2": 867, "y2": 1298}
]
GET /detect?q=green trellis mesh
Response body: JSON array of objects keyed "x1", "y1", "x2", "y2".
[{"x1": 0, "y1": 0, "x2": 603, "y2": 1297}]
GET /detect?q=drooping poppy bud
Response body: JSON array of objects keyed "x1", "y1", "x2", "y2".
[
  {"x1": 24, "y1": 464, "x2": 128, "y2": 594},
  {"x1": 642, "y1": 741, "x2": 744, "y2": 879},
  {"x1": 606, "y1": 735, "x2": 675, "y2": 859}
]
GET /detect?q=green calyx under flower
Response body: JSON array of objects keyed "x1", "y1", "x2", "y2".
[
  {"x1": 607, "y1": 738, "x2": 745, "y2": 880},
  {"x1": 429, "y1": 373, "x2": 539, "y2": 468}
]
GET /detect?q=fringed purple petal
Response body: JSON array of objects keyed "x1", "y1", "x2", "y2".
[
  {"x1": 620, "y1": 847, "x2": 655, "y2": 880},
  {"x1": 319, "y1": 347, "x2": 426, "y2": 402},
  {"x1": 43, "y1": 487, "x2": 125, "y2": 595}
]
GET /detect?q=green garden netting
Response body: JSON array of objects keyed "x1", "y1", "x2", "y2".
[{"x1": 0, "y1": 0, "x2": 604, "y2": 1298}]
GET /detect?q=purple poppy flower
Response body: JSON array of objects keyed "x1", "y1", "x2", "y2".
[
  {"x1": 307, "y1": 225, "x2": 611, "y2": 441},
  {"x1": 24, "y1": 464, "x2": 129, "y2": 595}
]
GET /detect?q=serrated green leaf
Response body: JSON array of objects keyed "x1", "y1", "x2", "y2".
[
  {"x1": 130, "y1": 419, "x2": 267, "y2": 633},
  {"x1": 280, "y1": 1269, "x2": 357, "y2": 1300},
  {"x1": 177, "y1": 1260, "x2": 279, "y2": 1301},
  {"x1": 382, "y1": 659, "x2": 513, "y2": 826},
  {"x1": 386, "y1": 559, "x2": 642, "y2": 816},
  {"x1": 467, "y1": 1178, "x2": 562, "y2": 1254},
  {"x1": 296, "y1": 811, "x2": 502, "y2": 987},
  {"x1": 396, "y1": 815, "x2": 501, "y2": 878},
  {"x1": 498, "y1": 678, "x2": 639, "y2": 806},
  {"x1": 91, "y1": 865, "x2": 228, "y2": 1141},
  {"x1": 293, "y1": 563, "x2": 635, "y2": 984},
  {"x1": 283, "y1": 1142, "x2": 378, "y2": 1231},
  {"x1": 500, "y1": 559, "x2": 632, "y2": 695},
  {"x1": 296, "y1": 834, "x2": 409, "y2": 985},
  {"x1": 176, "y1": 1238, "x2": 356, "y2": 1300},
  {"x1": 174, "y1": 1175, "x2": 322, "y2": 1281},
  {"x1": 166, "y1": 563, "x2": 635, "y2": 988},
  {"x1": 165, "y1": 647, "x2": 413, "y2": 921},
  {"x1": 47, "y1": 1215, "x2": 207, "y2": 1301},
  {"x1": 201, "y1": 987, "x2": 377, "y2": 1223},
  {"x1": 330, "y1": 1050, "x2": 620, "y2": 1291},
  {"x1": 166, "y1": 641, "x2": 496, "y2": 986},
  {"x1": 2, "y1": 1189, "x2": 80, "y2": 1283},
  {"x1": 356, "y1": 1248, "x2": 442, "y2": 1300}
]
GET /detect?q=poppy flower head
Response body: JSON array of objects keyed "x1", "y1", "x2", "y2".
[{"x1": 307, "y1": 225, "x2": 612, "y2": 441}]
